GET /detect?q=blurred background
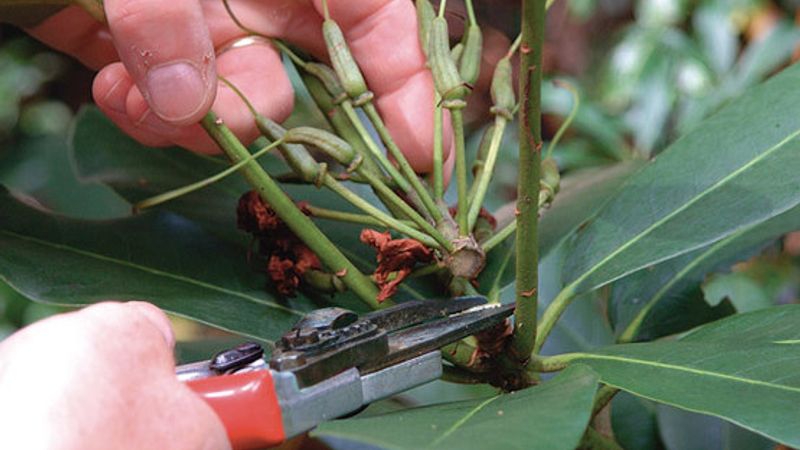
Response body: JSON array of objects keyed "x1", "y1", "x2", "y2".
[{"x1": 1, "y1": 1, "x2": 799, "y2": 448}]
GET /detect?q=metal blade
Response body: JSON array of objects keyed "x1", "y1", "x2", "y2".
[
  {"x1": 362, "y1": 296, "x2": 487, "y2": 332},
  {"x1": 360, "y1": 302, "x2": 514, "y2": 374}
]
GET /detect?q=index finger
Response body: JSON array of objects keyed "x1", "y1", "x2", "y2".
[{"x1": 312, "y1": 0, "x2": 453, "y2": 175}]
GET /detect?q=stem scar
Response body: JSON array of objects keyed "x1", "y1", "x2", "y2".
[{"x1": 521, "y1": 287, "x2": 537, "y2": 297}]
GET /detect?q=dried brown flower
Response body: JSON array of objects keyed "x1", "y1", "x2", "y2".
[
  {"x1": 360, "y1": 229, "x2": 434, "y2": 302},
  {"x1": 237, "y1": 191, "x2": 321, "y2": 296}
]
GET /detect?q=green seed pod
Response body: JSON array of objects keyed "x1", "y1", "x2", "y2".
[
  {"x1": 428, "y1": 17, "x2": 468, "y2": 103},
  {"x1": 323, "y1": 20, "x2": 372, "y2": 104},
  {"x1": 539, "y1": 157, "x2": 561, "y2": 207},
  {"x1": 416, "y1": 0, "x2": 436, "y2": 57},
  {"x1": 299, "y1": 69, "x2": 386, "y2": 180},
  {"x1": 304, "y1": 63, "x2": 347, "y2": 104},
  {"x1": 471, "y1": 123, "x2": 495, "y2": 177},
  {"x1": 255, "y1": 116, "x2": 320, "y2": 183},
  {"x1": 458, "y1": 24, "x2": 482, "y2": 86},
  {"x1": 450, "y1": 42, "x2": 464, "y2": 66},
  {"x1": 284, "y1": 126, "x2": 357, "y2": 168},
  {"x1": 541, "y1": 157, "x2": 560, "y2": 192},
  {"x1": 489, "y1": 56, "x2": 514, "y2": 119},
  {"x1": 303, "y1": 269, "x2": 346, "y2": 293}
]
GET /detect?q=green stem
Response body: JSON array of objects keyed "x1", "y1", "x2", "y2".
[
  {"x1": 438, "y1": 0, "x2": 447, "y2": 17},
  {"x1": 580, "y1": 427, "x2": 623, "y2": 450},
  {"x1": 450, "y1": 108, "x2": 469, "y2": 235},
  {"x1": 409, "y1": 262, "x2": 445, "y2": 278},
  {"x1": 322, "y1": 176, "x2": 441, "y2": 249},
  {"x1": 510, "y1": 0, "x2": 546, "y2": 362},
  {"x1": 467, "y1": 116, "x2": 507, "y2": 230},
  {"x1": 464, "y1": 0, "x2": 477, "y2": 24},
  {"x1": 340, "y1": 101, "x2": 412, "y2": 193},
  {"x1": 134, "y1": 139, "x2": 282, "y2": 212},
  {"x1": 592, "y1": 386, "x2": 619, "y2": 417},
  {"x1": 482, "y1": 219, "x2": 516, "y2": 252},
  {"x1": 528, "y1": 352, "x2": 575, "y2": 372},
  {"x1": 533, "y1": 285, "x2": 577, "y2": 354},
  {"x1": 433, "y1": 95, "x2": 445, "y2": 201},
  {"x1": 351, "y1": 168, "x2": 454, "y2": 252},
  {"x1": 362, "y1": 103, "x2": 444, "y2": 223},
  {"x1": 304, "y1": 205, "x2": 419, "y2": 230},
  {"x1": 546, "y1": 80, "x2": 580, "y2": 159},
  {"x1": 201, "y1": 112, "x2": 380, "y2": 308},
  {"x1": 507, "y1": 33, "x2": 522, "y2": 58}
]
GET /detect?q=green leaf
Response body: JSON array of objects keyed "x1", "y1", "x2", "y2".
[
  {"x1": 571, "y1": 305, "x2": 800, "y2": 447},
  {"x1": 313, "y1": 364, "x2": 599, "y2": 450},
  {"x1": 0, "y1": 134, "x2": 128, "y2": 219},
  {"x1": 702, "y1": 272, "x2": 773, "y2": 313},
  {"x1": 539, "y1": 161, "x2": 643, "y2": 261},
  {"x1": 611, "y1": 392, "x2": 664, "y2": 450},
  {"x1": 657, "y1": 404, "x2": 774, "y2": 450},
  {"x1": 563, "y1": 62, "x2": 800, "y2": 295},
  {"x1": 0, "y1": 187, "x2": 311, "y2": 343},
  {"x1": 609, "y1": 203, "x2": 800, "y2": 342}
]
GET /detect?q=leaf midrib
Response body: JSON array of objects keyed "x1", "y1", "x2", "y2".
[
  {"x1": 575, "y1": 352, "x2": 800, "y2": 393},
  {"x1": 618, "y1": 227, "x2": 750, "y2": 341},
  {"x1": 427, "y1": 395, "x2": 501, "y2": 448},
  {"x1": 0, "y1": 229, "x2": 303, "y2": 316},
  {"x1": 572, "y1": 128, "x2": 800, "y2": 291}
]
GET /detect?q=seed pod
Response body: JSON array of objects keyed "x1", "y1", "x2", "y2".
[
  {"x1": 450, "y1": 42, "x2": 464, "y2": 66},
  {"x1": 284, "y1": 126, "x2": 357, "y2": 168},
  {"x1": 416, "y1": 0, "x2": 436, "y2": 57},
  {"x1": 323, "y1": 20, "x2": 372, "y2": 104},
  {"x1": 539, "y1": 157, "x2": 561, "y2": 207},
  {"x1": 471, "y1": 123, "x2": 495, "y2": 177},
  {"x1": 303, "y1": 63, "x2": 347, "y2": 104},
  {"x1": 489, "y1": 57, "x2": 514, "y2": 119},
  {"x1": 541, "y1": 157, "x2": 560, "y2": 193},
  {"x1": 428, "y1": 17, "x2": 469, "y2": 103},
  {"x1": 256, "y1": 116, "x2": 320, "y2": 184},
  {"x1": 458, "y1": 24, "x2": 482, "y2": 86}
]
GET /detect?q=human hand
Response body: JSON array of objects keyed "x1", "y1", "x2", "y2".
[
  {"x1": 26, "y1": 0, "x2": 453, "y2": 174},
  {"x1": 0, "y1": 302, "x2": 230, "y2": 450}
]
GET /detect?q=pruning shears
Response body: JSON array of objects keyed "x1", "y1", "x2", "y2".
[{"x1": 176, "y1": 296, "x2": 514, "y2": 450}]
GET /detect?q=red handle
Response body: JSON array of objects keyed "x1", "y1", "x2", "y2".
[{"x1": 187, "y1": 371, "x2": 286, "y2": 450}]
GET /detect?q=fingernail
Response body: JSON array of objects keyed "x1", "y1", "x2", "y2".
[{"x1": 145, "y1": 61, "x2": 208, "y2": 123}]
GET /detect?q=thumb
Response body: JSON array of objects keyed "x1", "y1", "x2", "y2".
[{"x1": 105, "y1": 0, "x2": 216, "y2": 125}]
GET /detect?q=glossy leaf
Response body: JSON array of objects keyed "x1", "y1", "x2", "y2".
[
  {"x1": 609, "y1": 203, "x2": 800, "y2": 341},
  {"x1": 313, "y1": 364, "x2": 599, "y2": 450},
  {"x1": 0, "y1": 134, "x2": 127, "y2": 219},
  {"x1": 538, "y1": 245, "x2": 613, "y2": 355},
  {"x1": 573, "y1": 305, "x2": 800, "y2": 446},
  {"x1": 539, "y1": 161, "x2": 643, "y2": 261},
  {"x1": 564, "y1": 62, "x2": 800, "y2": 295},
  {"x1": 657, "y1": 404, "x2": 774, "y2": 450},
  {"x1": 611, "y1": 392, "x2": 664, "y2": 450},
  {"x1": 0, "y1": 188, "x2": 311, "y2": 343}
]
